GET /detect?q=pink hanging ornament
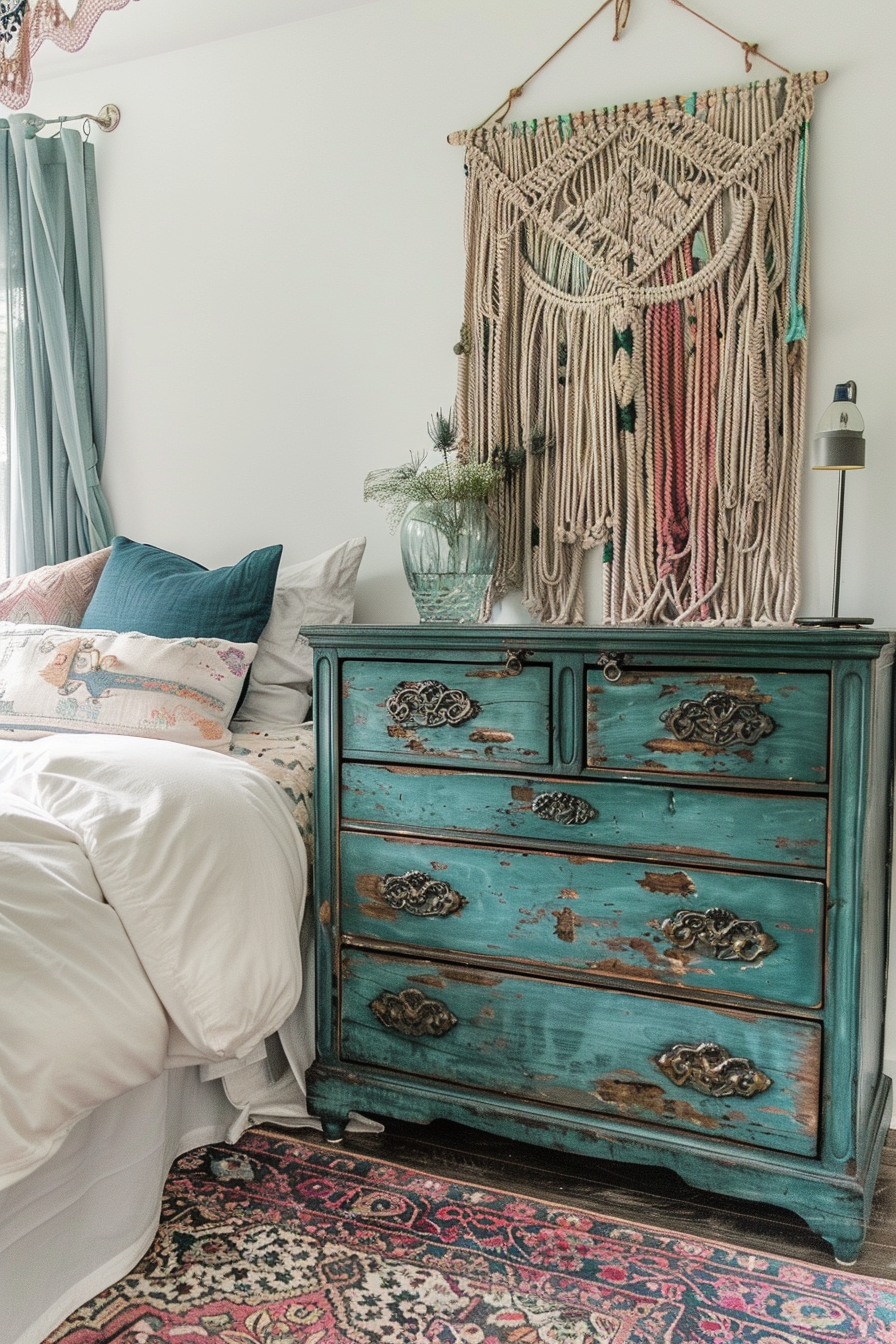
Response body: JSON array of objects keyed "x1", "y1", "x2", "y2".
[{"x1": 0, "y1": 0, "x2": 136, "y2": 110}]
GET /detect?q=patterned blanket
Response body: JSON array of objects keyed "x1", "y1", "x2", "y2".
[{"x1": 230, "y1": 724, "x2": 314, "y2": 858}]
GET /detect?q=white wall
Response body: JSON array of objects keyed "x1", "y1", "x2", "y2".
[{"x1": 29, "y1": 0, "x2": 896, "y2": 1064}]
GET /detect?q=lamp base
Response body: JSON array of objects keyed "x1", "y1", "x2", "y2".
[{"x1": 795, "y1": 616, "x2": 875, "y2": 627}]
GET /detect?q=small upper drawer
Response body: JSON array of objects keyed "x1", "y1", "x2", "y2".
[
  {"x1": 586, "y1": 669, "x2": 829, "y2": 784},
  {"x1": 342, "y1": 659, "x2": 551, "y2": 767}
]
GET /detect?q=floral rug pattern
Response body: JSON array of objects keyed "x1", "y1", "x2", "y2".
[{"x1": 50, "y1": 1130, "x2": 896, "y2": 1344}]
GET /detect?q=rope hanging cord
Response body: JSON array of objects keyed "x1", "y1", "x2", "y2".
[
  {"x1": 669, "y1": 0, "x2": 792, "y2": 77},
  {"x1": 463, "y1": 0, "x2": 825, "y2": 138},
  {"x1": 474, "y1": 0, "x2": 626, "y2": 130}
]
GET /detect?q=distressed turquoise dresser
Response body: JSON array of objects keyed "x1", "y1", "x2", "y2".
[{"x1": 305, "y1": 626, "x2": 895, "y2": 1263}]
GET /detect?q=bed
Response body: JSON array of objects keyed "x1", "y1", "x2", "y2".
[
  {"x1": 0, "y1": 724, "x2": 325, "y2": 1344},
  {"x1": 0, "y1": 534, "x2": 367, "y2": 1344}
]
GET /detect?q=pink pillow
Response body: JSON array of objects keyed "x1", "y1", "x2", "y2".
[{"x1": 0, "y1": 549, "x2": 112, "y2": 627}]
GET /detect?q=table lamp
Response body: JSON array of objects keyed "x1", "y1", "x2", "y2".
[{"x1": 798, "y1": 381, "x2": 873, "y2": 627}]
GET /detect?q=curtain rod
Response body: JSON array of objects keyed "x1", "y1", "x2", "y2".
[{"x1": 20, "y1": 103, "x2": 120, "y2": 133}]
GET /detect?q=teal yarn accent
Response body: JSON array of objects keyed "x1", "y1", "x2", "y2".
[
  {"x1": 617, "y1": 402, "x2": 636, "y2": 433},
  {"x1": 786, "y1": 309, "x2": 807, "y2": 344},
  {"x1": 692, "y1": 230, "x2": 710, "y2": 266},
  {"x1": 558, "y1": 114, "x2": 573, "y2": 141},
  {"x1": 613, "y1": 326, "x2": 634, "y2": 357},
  {"x1": 603, "y1": 535, "x2": 614, "y2": 565},
  {"x1": 683, "y1": 92, "x2": 697, "y2": 116},
  {"x1": 785, "y1": 121, "x2": 809, "y2": 343}
]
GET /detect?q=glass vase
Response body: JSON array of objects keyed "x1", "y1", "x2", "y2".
[{"x1": 399, "y1": 498, "x2": 497, "y2": 623}]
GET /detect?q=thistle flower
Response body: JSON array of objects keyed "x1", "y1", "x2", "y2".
[{"x1": 427, "y1": 409, "x2": 458, "y2": 455}]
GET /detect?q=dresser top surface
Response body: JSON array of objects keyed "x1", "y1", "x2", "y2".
[{"x1": 304, "y1": 624, "x2": 895, "y2": 662}]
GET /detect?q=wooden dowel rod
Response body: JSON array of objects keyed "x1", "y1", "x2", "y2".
[{"x1": 448, "y1": 71, "x2": 828, "y2": 143}]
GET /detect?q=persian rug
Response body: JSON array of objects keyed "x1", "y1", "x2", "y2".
[{"x1": 50, "y1": 1128, "x2": 896, "y2": 1343}]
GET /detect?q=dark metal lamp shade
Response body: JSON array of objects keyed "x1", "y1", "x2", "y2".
[{"x1": 812, "y1": 431, "x2": 865, "y2": 470}]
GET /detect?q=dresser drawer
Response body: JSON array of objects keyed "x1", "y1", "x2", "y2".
[
  {"x1": 340, "y1": 950, "x2": 821, "y2": 1156},
  {"x1": 342, "y1": 659, "x2": 551, "y2": 767},
  {"x1": 587, "y1": 669, "x2": 829, "y2": 784},
  {"x1": 340, "y1": 832, "x2": 824, "y2": 1008},
  {"x1": 342, "y1": 764, "x2": 828, "y2": 871}
]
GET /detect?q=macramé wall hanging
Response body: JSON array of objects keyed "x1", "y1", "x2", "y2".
[{"x1": 450, "y1": 4, "x2": 825, "y2": 626}]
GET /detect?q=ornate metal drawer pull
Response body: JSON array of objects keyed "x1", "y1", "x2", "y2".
[
  {"x1": 655, "y1": 1042, "x2": 772, "y2": 1098},
  {"x1": 370, "y1": 988, "x2": 458, "y2": 1038},
  {"x1": 660, "y1": 907, "x2": 778, "y2": 962},
  {"x1": 386, "y1": 680, "x2": 481, "y2": 728},
  {"x1": 532, "y1": 791, "x2": 597, "y2": 825},
  {"x1": 379, "y1": 871, "x2": 467, "y2": 918},
  {"x1": 660, "y1": 691, "x2": 776, "y2": 748}
]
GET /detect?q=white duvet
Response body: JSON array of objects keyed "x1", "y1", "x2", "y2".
[{"x1": 0, "y1": 733, "x2": 308, "y2": 1192}]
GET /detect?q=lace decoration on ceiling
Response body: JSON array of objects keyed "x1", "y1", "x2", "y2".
[{"x1": 0, "y1": 0, "x2": 135, "y2": 110}]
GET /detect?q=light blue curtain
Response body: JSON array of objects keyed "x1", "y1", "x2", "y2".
[{"x1": 0, "y1": 116, "x2": 114, "y2": 577}]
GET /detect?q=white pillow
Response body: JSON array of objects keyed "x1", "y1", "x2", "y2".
[
  {"x1": 234, "y1": 536, "x2": 365, "y2": 728},
  {"x1": 0, "y1": 625, "x2": 256, "y2": 751}
]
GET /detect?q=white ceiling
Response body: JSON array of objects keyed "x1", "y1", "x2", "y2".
[{"x1": 34, "y1": 0, "x2": 379, "y2": 79}]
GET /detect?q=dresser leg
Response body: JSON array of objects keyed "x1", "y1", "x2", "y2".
[
  {"x1": 832, "y1": 1240, "x2": 862, "y2": 1268},
  {"x1": 794, "y1": 1210, "x2": 865, "y2": 1267},
  {"x1": 821, "y1": 1224, "x2": 864, "y2": 1267},
  {"x1": 321, "y1": 1116, "x2": 347, "y2": 1145}
]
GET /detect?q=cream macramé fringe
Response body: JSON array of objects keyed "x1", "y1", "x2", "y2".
[{"x1": 453, "y1": 73, "x2": 815, "y2": 625}]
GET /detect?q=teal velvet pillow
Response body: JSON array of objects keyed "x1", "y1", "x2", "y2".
[{"x1": 81, "y1": 537, "x2": 283, "y2": 642}]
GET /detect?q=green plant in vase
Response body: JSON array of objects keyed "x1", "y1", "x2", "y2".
[{"x1": 364, "y1": 411, "x2": 501, "y2": 622}]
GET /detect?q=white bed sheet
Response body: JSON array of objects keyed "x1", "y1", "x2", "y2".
[
  {"x1": 0, "y1": 733, "x2": 310, "y2": 1187},
  {"x1": 1, "y1": 1068, "x2": 249, "y2": 1344},
  {"x1": 0, "y1": 723, "x2": 355, "y2": 1344},
  {"x1": 0, "y1": 957, "x2": 329, "y2": 1344}
]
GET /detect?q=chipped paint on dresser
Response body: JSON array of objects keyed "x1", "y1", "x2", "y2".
[
  {"x1": 307, "y1": 626, "x2": 895, "y2": 1264},
  {"x1": 340, "y1": 949, "x2": 821, "y2": 1156},
  {"x1": 341, "y1": 762, "x2": 827, "y2": 871},
  {"x1": 340, "y1": 831, "x2": 824, "y2": 1007},
  {"x1": 342, "y1": 659, "x2": 551, "y2": 766},
  {"x1": 586, "y1": 669, "x2": 829, "y2": 782}
]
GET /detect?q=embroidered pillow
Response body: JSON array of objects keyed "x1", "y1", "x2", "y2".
[
  {"x1": 0, "y1": 626, "x2": 256, "y2": 752},
  {"x1": 233, "y1": 536, "x2": 366, "y2": 728},
  {"x1": 81, "y1": 537, "x2": 282, "y2": 643},
  {"x1": 0, "y1": 549, "x2": 111, "y2": 626}
]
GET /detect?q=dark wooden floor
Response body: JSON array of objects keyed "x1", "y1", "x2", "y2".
[{"x1": 299, "y1": 1114, "x2": 896, "y2": 1278}]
